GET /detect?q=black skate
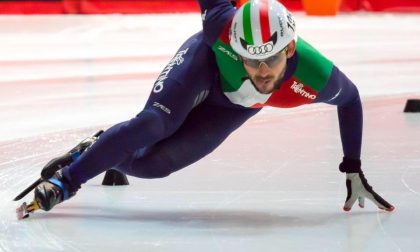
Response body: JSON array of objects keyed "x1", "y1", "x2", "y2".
[
  {"x1": 16, "y1": 170, "x2": 78, "y2": 220},
  {"x1": 15, "y1": 130, "x2": 103, "y2": 220},
  {"x1": 35, "y1": 170, "x2": 78, "y2": 211},
  {"x1": 16, "y1": 170, "x2": 78, "y2": 219}
]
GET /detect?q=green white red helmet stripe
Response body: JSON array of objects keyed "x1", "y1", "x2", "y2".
[
  {"x1": 242, "y1": 2, "x2": 253, "y2": 45},
  {"x1": 259, "y1": 0, "x2": 271, "y2": 43},
  {"x1": 242, "y1": 0, "x2": 271, "y2": 46}
]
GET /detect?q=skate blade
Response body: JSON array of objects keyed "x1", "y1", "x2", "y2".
[
  {"x1": 16, "y1": 200, "x2": 40, "y2": 220},
  {"x1": 16, "y1": 202, "x2": 29, "y2": 220}
]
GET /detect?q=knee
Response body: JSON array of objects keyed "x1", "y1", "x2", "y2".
[
  {"x1": 105, "y1": 110, "x2": 167, "y2": 153},
  {"x1": 136, "y1": 166, "x2": 173, "y2": 179},
  {"x1": 130, "y1": 152, "x2": 175, "y2": 179}
]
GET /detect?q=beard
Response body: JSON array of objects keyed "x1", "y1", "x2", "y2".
[
  {"x1": 250, "y1": 75, "x2": 282, "y2": 94},
  {"x1": 249, "y1": 64, "x2": 287, "y2": 94}
]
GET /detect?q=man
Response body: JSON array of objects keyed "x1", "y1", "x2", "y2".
[{"x1": 32, "y1": 0, "x2": 394, "y2": 213}]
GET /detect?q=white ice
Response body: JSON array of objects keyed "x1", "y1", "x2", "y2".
[{"x1": 0, "y1": 12, "x2": 420, "y2": 252}]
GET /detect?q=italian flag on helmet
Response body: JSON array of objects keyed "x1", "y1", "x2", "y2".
[{"x1": 230, "y1": 0, "x2": 297, "y2": 60}]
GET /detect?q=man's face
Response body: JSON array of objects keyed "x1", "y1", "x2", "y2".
[{"x1": 242, "y1": 41, "x2": 295, "y2": 94}]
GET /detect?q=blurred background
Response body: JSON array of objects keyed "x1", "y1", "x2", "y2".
[{"x1": 0, "y1": 0, "x2": 419, "y2": 15}]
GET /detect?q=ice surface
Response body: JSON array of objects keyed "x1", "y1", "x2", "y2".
[{"x1": 0, "y1": 13, "x2": 420, "y2": 252}]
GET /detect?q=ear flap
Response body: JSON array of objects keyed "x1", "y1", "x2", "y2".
[
  {"x1": 240, "y1": 38, "x2": 248, "y2": 50},
  {"x1": 268, "y1": 31, "x2": 278, "y2": 45}
]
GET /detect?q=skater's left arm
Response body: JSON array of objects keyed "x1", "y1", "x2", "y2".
[{"x1": 315, "y1": 66, "x2": 395, "y2": 212}]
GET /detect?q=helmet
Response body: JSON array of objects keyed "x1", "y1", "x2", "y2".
[{"x1": 229, "y1": 0, "x2": 297, "y2": 60}]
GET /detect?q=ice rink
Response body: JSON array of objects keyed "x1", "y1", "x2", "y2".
[{"x1": 1, "y1": 12, "x2": 420, "y2": 251}]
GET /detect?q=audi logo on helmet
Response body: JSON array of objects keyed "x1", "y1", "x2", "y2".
[
  {"x1": 239, "y1": 32, "x2": 278, "y2": 56},
  {"x1": 246, "y1": 43, "x2": 274, "y2": 55}
]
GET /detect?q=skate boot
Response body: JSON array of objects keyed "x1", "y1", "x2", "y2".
[
  {"x1": 14, "y1": 130, "x2": 103, "y2": 203},
  {"x1": 15, "y1": 131, "x2": 103, "y2": 220},
  {"x1": 34, "y1": 169, "x2": 79, "y2": 211},
  {"x1": 40, "y1": 130, "x2": 104, "y2": 179}
]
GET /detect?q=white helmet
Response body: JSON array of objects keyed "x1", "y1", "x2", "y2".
[{"x1": 229, "y1": 0, "x2": 297, "y2": 60}]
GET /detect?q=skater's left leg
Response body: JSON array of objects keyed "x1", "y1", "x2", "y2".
[{"x1": 115, "y1": 104, "x2": 261, "y2": 178}]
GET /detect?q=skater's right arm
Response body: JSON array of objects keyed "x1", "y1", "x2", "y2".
[{"x1": 196, "y1": 0, "x2": 235, "y2": 46}]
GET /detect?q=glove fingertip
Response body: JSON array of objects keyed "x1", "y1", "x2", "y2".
[
  {"x1": 358, "y1": 203, "x2": 364, "y2": 208},
  {"x1": 385, "y1": 206, "x2": 395, "y2": 212},
  {"x1": 378, "y1": 205, "x2": 395, "y2": 212},
  {"x1": 343, "y1": 207, "x2": 351, "y2": 211}
]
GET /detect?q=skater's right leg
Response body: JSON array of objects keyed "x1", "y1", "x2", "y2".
[{"x1": 34, "y1": 90, "x2": 193, "y2": 211}]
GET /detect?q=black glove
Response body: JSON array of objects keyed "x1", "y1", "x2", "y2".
[{"x1": 339, "y1": 157, "x2": 395, "y2": 212}]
